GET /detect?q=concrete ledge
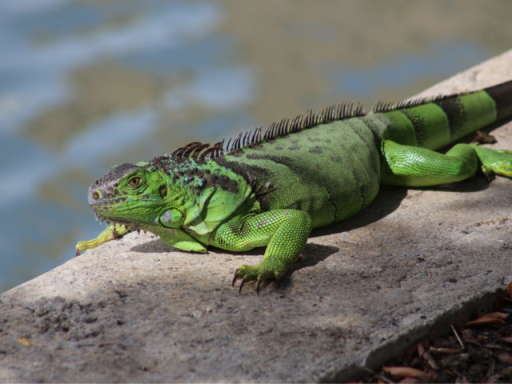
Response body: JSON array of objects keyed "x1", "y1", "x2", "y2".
[{"x1": 1, "y1": 50, "x2": 512, "y2": 383}]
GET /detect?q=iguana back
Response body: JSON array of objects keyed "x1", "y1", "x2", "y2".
[
  {"x1": 215, "y1": 80, "x2": 512, "y2": 228},
  {"x1": 216, "y1": 114, "x2": 381, "y2": 228}
]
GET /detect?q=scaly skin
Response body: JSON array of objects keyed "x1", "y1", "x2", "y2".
[
  {"x1": 76, "y1": 224, "x2": 130, "y2": 255},
  {"x1": 77, "y1": 80, "x2": 512, "y2": 294}
]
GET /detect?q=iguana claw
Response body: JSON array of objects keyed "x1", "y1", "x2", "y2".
[
  {"x1": 233, "y1": 260, "x2": 286, "y2": 294},
  {"x1": 256, "y1": 280, "x2": 262, "y2": 296},
  {"x1": 232, "y1": 268, "x2": 240, "y2": 287},
  {"x1": 232, "y1": 268, "x2": 246, "y2": 293},
  {"x1": 238, "y1": 278, "x2": 246, "y2": 294},
  {"x1": 233, "y1": 268, "x2": 264, "y2": 295}
]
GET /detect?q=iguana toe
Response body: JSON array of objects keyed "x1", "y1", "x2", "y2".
[{"x1": 233, "y1": 262, "x2": 283, "y2": 294}]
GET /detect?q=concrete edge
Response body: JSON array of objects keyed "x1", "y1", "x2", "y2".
[{"x1": 320, "y1": 289, "x2": 500, "y2": 382}]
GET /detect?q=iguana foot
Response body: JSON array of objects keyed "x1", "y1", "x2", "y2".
[
  {"x1": 232, "y1": 261, "x2": 287, "y2": 295},
  {"x1": 477, "y1": 148, "x2": 512, "y2": 178},
  {"x1": 76, "y1": 224, "x2": 131, "y2": 256}
]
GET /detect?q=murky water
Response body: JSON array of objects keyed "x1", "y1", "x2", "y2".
[{"x1": 1, "y1": 0, "x2": 511, "y2": 292}]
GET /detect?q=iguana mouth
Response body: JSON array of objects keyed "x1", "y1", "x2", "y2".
[
  {"x1": 89, "y1": 196, "x2": 161, "y2": 234},
  {"x1": 91, "y1": 212, "x2": 149, "y2": 234},
  {"x1": 88, "y1": 192, "x2": 128, "y2": 207}
]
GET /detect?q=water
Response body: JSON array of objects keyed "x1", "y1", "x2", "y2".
[{"x1": 1, "y1": 0, "x2": 511, "y2": 292}]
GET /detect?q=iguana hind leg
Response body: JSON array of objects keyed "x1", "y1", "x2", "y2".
[
  {"x1": 474, "y1": 147, "x2": 512, "y2": 179},
  {"x1": 381, "y1": 140, "x2": 512, "y2": 187},
  {"x1": 211, "y1": 209, "x2": 312, "y2": 294},
  {"x1": 76, "y1": 224, "x2": 131, "y2": 256}
]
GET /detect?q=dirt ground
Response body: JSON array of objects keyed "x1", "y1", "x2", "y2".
[{"x1": 357, "y1": 285, "x2": 512, "y2": 383}]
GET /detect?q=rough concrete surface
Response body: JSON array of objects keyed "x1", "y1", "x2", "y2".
[{"x1": 1, "y1": 50, "x2": 512, "y2": 383}]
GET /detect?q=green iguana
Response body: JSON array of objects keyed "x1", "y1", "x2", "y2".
[{"x1": 76, "y1": 80, "x2": 512, "y2": 294}]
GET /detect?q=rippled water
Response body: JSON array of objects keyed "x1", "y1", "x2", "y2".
[{"x1": 1, "y1": 0, "x2": 511, "y2": 292}]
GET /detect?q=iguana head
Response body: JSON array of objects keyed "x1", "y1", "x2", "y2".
[
  {"x1": 88, "y1": 162, "x2": 176, "y2": 230},
  {"x1": 88, "y1": 156, "x2": 255, "y2": 239}
]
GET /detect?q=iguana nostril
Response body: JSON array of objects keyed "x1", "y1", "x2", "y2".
[{"x1": 92, "y1": 191, "x2": 100, "y2": 200}]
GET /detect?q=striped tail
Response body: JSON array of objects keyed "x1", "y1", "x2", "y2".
[
  {"x1": 485, "y1": 80, "x2": 512, "y2": 121},
  {"x1": 375, "y1": 79, "x2": 512, "y2": 150}
]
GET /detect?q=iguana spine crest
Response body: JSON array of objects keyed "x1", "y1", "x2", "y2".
[
  {"x1": 166, "y1": 102, "x2": 365, "y2": 163},
  {"x1": 372, "y1": 91, "x2": 470, "y2": 112},
  {"x1": 166, "y1": 90, "x2": 482, "y2": 163}
]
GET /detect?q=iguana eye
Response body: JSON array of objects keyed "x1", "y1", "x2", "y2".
[{"x1": 128, "y1": 177, "x2": 141, "y2": 187}]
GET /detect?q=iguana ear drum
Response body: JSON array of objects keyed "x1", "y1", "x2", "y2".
[
  {"x1": 159, "y1": 185, "x2": 167, "y2": 198},
  {"x1": 159, "y1": 209, "x2": 182, "y2": 228}
]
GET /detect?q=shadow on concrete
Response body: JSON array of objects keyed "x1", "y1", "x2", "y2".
[
  {"x1": 311, "y1": 185, "x2": 408, "y2": 238},
  {"x1": 256, "y1": 243, "x2": 340, "y2": 293},
  {"x1": 131, "y1": 238, "x2": 178, "y2": 254}
]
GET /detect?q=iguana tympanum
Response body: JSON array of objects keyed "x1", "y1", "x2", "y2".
[{"x1": 77, "y1": 80, "x2": 512, "y2": 294}]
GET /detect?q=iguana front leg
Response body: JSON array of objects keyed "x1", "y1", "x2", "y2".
[
  {"x1": 76, "y1": 224, "x2": 131, "y2": 256},
  {"x1": 76, "y1": 220, "x2": 208, "y2": 255},
  {"x1": 211, "y1": 209, "x2": 312, "y2": 294}
]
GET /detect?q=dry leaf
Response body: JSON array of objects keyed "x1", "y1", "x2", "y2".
[
  {"x1": 501, "y1": 335, "x2": 512, "y2": 343},
  {"x1": 362, "y1": 367, "x2": 389, "y2": 384},
  {"x1": 507, "y1": 281, "x2": 512, "y2": 299},
  {"x1": 461, "y1": 329, "x2": 477, "y2": 343},
  {"x1": 429, "y1": 347, "x2": 462, "y2": 354},
  {"x1": 398, "y1": 377, "x2": 427, "y2": 383},
  {"x1": 477, "y1": 335, "x2": 487, "y2": 343},
  {"x1": 383, "y1": 366, "x2": 430, "y2": 380},
  {"x1": 433, "y1": 337, "x2": 456, "y2": 348},
  {"x1": 417, "y1": 343, "x2": 439, "y2": 369},
  {"x1": 417, "y1": 342, "x2": 425, "y2": 356},
  {"x1": 497, "y1": 353, "x2": 512, "y2": 365},
  {"x1": 502, "y1": 366, "x2": 512, "y2": 374},
  {"x1": 473, "y1": 131, "x2": 497, "y2": 144},
  {"x1": 443, "y1": 369, "x2": 457, "y2": 378},
  {"x1": 486, "y1": 312, "x2": 509, "y2": 319},
  {"x1": 18, "y1": 337, "x2": 32, "y2": 346},
  {"x1": 461, "y1": 312, "x2": 508, "y2": 327},
  {"x1": 485, "y1": 373, "x2": 504, "y2": 383}
]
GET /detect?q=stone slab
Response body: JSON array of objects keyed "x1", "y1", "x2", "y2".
[{"x1": 1, "y1": 50, "x2": 512, "y2": 383}]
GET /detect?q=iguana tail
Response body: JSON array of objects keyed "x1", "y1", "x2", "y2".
[{"x1": 376, "y1": 79, "x2": 512, "y2": 150}]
